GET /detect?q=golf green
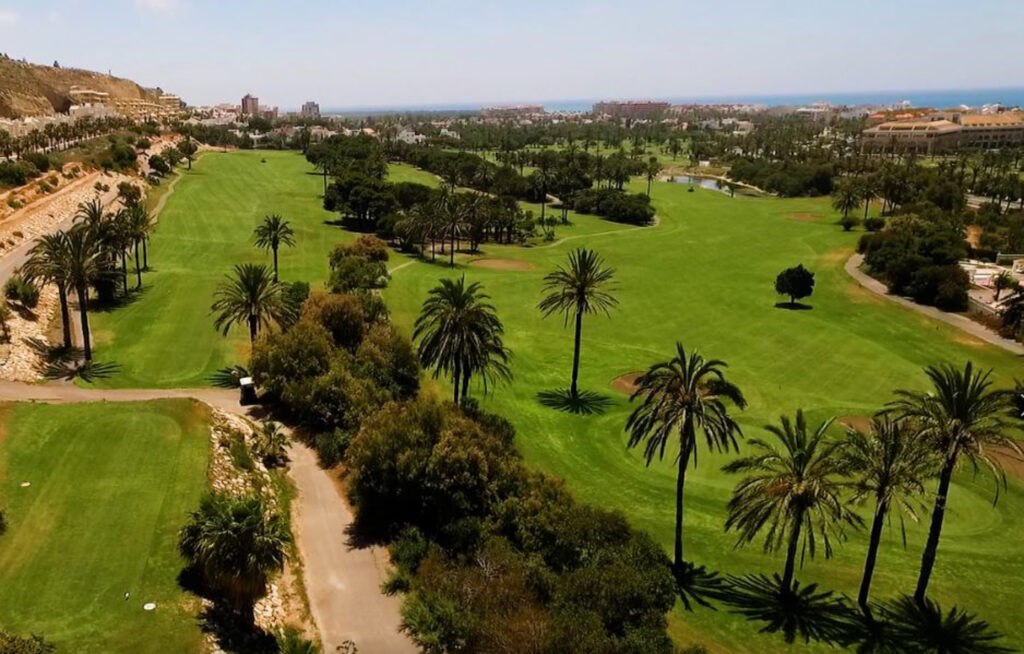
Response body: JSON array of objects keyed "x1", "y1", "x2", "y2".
[{"x1": 0, "y1": 400, "x2": 210, "y2": 653}]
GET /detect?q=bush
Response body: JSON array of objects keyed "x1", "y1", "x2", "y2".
[
  {"x1": 250, "y1": 321, "x2": 334, "y2": 400},
  {"x1": 301, "y1": 292, "x2": 365, "y2": 350},
  {"x1": 0, "y1": 630, "x2": 55, "y2": 654},
  {"x1": 864, "y1": 216, "x2": 885, "y2": 232},
  {"x1": 21, "y1": 152, "x2": 50, "y2": 173},
  {"x1": 0, "y1": 160, "x2": 41, "y2": 187},
  {"x1": 570, "y1": 188, "x2": 655, "y2": 225},
  {"x1": 328, "y1": 255, "x2": 388, "y2": 293},
  {"x1": 4, "y1": 275, "x2": 39, "y2": 308},
  {"x1": 314, "y1": 428, "x2": 352, "y2": 468}
]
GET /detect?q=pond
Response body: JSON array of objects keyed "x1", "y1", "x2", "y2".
[{"x1": 673, "y1": 175, "x2": 731, "y2": 194}]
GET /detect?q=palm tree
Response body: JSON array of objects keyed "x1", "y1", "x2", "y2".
[
  {"x1": 64, "y1": 224, "x2": 106, "y2": 361},
  {"x1": 538, "y1": 248, "x2": 618, "y2": 398},
  {"x1": 832, "y1": 179, "x2": 860, "y2": 219},
  {"x1": 840, "y1": 418, "x2": 935, "y2": 615},
  {"x1": 253, "y1": 214, "x2": 295, "y2": 282},
  {"x1": 22, "y1": 232, "x2": 74, "y2": 348},
  {"x1": 413, "y1": 276, "x2": 511, "y2": 404},
  {"x1": 178, "y1": 493, "x2": 290, "y2": 619},
  {"x1": 885, "y1": 362, "x2": 1017, "y2": 604},
  {"x1": 645, "y1": 157, "x2": 663, "y2": 198},
  {"x1": 993, "y1": 271, "x2": 1018, "y2": 302},
  {"x1": 626, "y1": 343, "x2": 747, "y2": 570},
  {"x1": 211, "y1": 263, "x2": 287, "y2": 343},
  {"x1": 724, "y1": 410, "x2": 862, "y2": 592}
]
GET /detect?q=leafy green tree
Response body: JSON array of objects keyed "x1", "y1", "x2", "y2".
[
  {"x1": 885, "y1": 362, "x2": 1017, "y2": 603},
  {"x1": 414, "y1": 276, "x2": 511, "y2": 404},
  {"x1": 22, "y1": 232, "x2": 73, "y2": 348},
  {"x1": 539, "y1": 248, "x2": 618, "y2": 398},
  {"x1": 724, "y1": 410, "x2": 862, "y2": 592},
  {"x1": 774, "y1": 264, "x2": 815, "y2": 306},
  {"x1": 840, "y1": 418, "x2": 935, "y2": 614},
  {"x1": 178, "y1": 493, "x2": 289, "y2": 619},
  {"x1": 253, "y1": 214, "x2": 296, "y2": 282},
  {"x1": 211, "y1": 263, "x2": 287, "y2": 343},
  {"x1": 626, "y1": 343, "x2": 746, "y2": 570}
]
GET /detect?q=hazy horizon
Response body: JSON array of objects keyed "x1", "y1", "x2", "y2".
[{"x1": 1, "y1": 0, "x2": 1022, "y2": 110}]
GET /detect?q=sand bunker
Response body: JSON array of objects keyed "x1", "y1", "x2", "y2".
[
  {"x1": 469, "y1": 258, "x2": 533, "y2": 271},
  {"x1": 837, "y1": 416, "x2": 872, "y2": 433},
  {"x1": 787, "y1": 212, "x2": 823, "y2": 222},
  {"x1": 611, "y1": 372, "x2": 642, "y2": 395}
]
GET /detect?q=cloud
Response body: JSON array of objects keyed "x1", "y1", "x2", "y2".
[
  {"x1": 134, "y1": 0, "x2": 178, "y2": 12},
  {"x1": 0, "y1": 9, "x2": 18, "y2": 25}
]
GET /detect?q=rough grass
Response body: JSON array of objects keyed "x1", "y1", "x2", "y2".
[
  {"x1": 0, "y1": 400, "x2": 210, "y2": 653},
  {"x1": 382, "y1": 180, "x2": 1024, "y2": 652}
]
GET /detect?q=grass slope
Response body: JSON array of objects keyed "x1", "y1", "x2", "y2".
[
  {"x1": 87, "y1": 150, "x2": 350, "y2": 388},
  {"x1": 0, "y1": 400, "x2": 210, "y2": 653},
  {"x1": 382, "y1": 181, "x2": 1024, "y2": 652}
]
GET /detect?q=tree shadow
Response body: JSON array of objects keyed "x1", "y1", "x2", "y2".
[
  {"x1": 872, "y1": 595, "x2": 1015, "y2": 654},
  {"x1": 774, "y1": 302, "x2": 813, "y2": 311},
  {"x1": 23, "y1": 338, "x2": 120, "y2": 382},
  {"x1": 197, "y1": 603, "x2": 277, "y2": 654},
  {"x1": 717, "y1": 573, "x2": 857, "y2": 645},
  {"x1": 536, "y1": 388, "x2": 614, "y2": 415},
  {"x1": 674, "y1": 562, "x2": 730, "y2": 611},
  {"x1": 91, "y1": 285, "x2": 150, "y2": 313}
]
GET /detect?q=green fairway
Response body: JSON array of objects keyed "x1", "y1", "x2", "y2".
[
  {"x1": 0, "y1": 400, "x2": 210, "y2": 653},
  {"x1": 382, "y1": 181, "x2": 1024, "y2": 651},
  {"x1": 88, "y1": 150, "x2": 352, "y2": 388}
]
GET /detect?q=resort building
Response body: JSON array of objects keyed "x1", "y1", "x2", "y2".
[
  {"x1": 593, "y1": 101, "x2": 670, "y2": 119},
  {"x1": 862, "y1": 111, "x2": 1024, "y2": 154},
  {"x1": 480, "y1": 105, "x2": 544, "y2": 118}
]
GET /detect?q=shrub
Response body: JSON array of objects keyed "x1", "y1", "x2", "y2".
[
  {"x1": 21, "y1": 151, "x2": 51, "y2": 173},
  {"x1": 569, "y1": 188, "x2": 655, "y2": 225},
  {"x1": 4, "y1": 275, "x2": 39, "y2": 308},
  {"x1": 313, "y1": 428, "x2": 352, "y2": 468},
  {"x1": 250, "y1": 321, "x2": 334, "y2": 399},
  {"x1": 0, "y1": 160, "x2": 40, "y2": 187},
  {"x1": 301, "y1": 292, "x2": 366, "y2": 350},
  {"x1": 328, "y1": 255, "x2": 388, "y2": 293},
  {"x1": 864, "y1": 216, "x2": 885, "y2": 232},
  {"x1": 0, "y1": 630, "x2": 55, "y2": 654}
]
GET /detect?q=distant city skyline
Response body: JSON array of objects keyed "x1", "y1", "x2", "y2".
[{"x1": 1, "y1": 0, "x2": 1022, "y2": 110}]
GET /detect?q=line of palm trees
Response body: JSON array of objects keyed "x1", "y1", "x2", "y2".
[
  {"x1": 22, "y1": 195, "x2": 154, "y2": 361},
  {"x1": 411, "y1": 245, "x2": 1023, "y2": 622},
  {"x1": 0, "y1": 115, "x2": 136, "y2": 160},
  {"x1": 210, "y1": 215, "x2": 296, "y2": 344}
]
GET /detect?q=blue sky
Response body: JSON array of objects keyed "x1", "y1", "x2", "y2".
[{"x1": 1, "y1": 0, "x2": 1022, "y2": 109}]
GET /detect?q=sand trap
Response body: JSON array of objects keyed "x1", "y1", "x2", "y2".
[
  {"x1": 611, "y1": 372, "x2": 643, "y2": 395},
  {"x1": 787, "y1": 212, "x2": 822, "y2": 222},
  {"x1": 469, "y1": 258, "x2": 534, "y2": 271},
  {"x1": 837, "y1": 416, "x2": 872, "y2": 433}
]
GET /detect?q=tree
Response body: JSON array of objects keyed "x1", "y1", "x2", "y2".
[
  {"x1": 993, "y1": 271, "x2": 1018, "y2": 302},
  {"x1": 179, "y1": 136, "x2": 198, "y2": 170},
  {"x1": 253, "y1": 214, "x2": 296, "y2": 282},
  {"x1": 22, "y1": 232, "x2": 73, "y2": 348},
  {"x1": 645, "y1": 157, "x2": 663, "y2": 198},
  {"x1": 885, "y1": 362, "x2": 1017, "y2": 604},
  {"x1": 1000, "y1": 286, "x2": 1024, "y2": 338},
  {"x1": 414, "y1": 276, "x2": 511, "y2": 404},
  {"x1": 178, "y1": 493, "x2": 289, "y2": 620},
  {"x1": 832, "y1": 179, "x2": 860, "y2": 219},
  {"x1": 840, "y1": 418, "x2": 935, "y2": 615},
  {"x1": 774, "y1": 264, "x2": 815, "y2": 306},
  {"x1": 64, "y1": 224, "x2": 106, "y2": 361},
  {"x1": 626, "y1": 343, "x2": 746, "y2": 570},
  {"x1": 724, "y1": 410, "x2": 861, "y2": 592},
  {"x1": 125, "y1": 205, "x2": 152, "y2": 289},
  {"x1": 538, "y1": 248, "x2": 618, "y2": 398},
  {"x1": 211, "y1": 263, "x2": 287, "y2": 343}
]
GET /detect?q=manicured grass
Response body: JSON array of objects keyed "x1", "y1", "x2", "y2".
[
  {"x1": 382, "y1": 181, "x2": 1024, "y2": 651},
  {"x1": 87, "y1": 150, "x2": 353, "y2": 388},
  {"x1": 0, "y1": 400, "x2": 210, "y2": 653},
  {"x1": 387, "y1": 162, "x2": 442, "y2": 187}
]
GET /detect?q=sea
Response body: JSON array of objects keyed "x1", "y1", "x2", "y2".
[{"x1": 320, "y1": 87, "x2": 1024, "y2": 116}]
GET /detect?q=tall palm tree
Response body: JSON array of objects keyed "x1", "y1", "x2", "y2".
[
  {"x1": 538, "y1": 248, "x2": 618, "y2": 398},
  {"x1": 253, "y1": 214, "x2": 295, "y2": 282},
  {"x1": 645, "y1": 157, "x2": 663, "y2": 198},
  {"x1": 626, "y1": 343, "x2": 747, "y2": 570},
  {"x1": 211, "y1": 263, "x2": 287, "y2": 343},
  {"x1": 885, "y1": 362, "x2": 1017, "y2": 604},
  {"x1": 840, "y1": 418, "x2": 935, "y2": 615},
  {"x1": 22, "y1": 232, "x2": 73, "y2": 348},
  {"x1": 64, "y1": 224, "x2": 106, "y2": 361},
  {"x1": 414, "y1": 276, "x2": 511, "y2": 404},
  {"x1": 125, "y1": 205, "x2": 153, "y2": 289},
  {"x1": 832, "y1": 179, "x2": 860, "y2": 219},
  {"x1": 724, "y1": 410, "x2": 862, "y2": 592},
  {"x1": 178, "y1": 493, "x2": 289, "y2": 620}
]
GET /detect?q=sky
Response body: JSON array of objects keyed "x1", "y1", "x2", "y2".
[{"x1": 1, "y1": 0, "x2": 1023, "y2": 110}]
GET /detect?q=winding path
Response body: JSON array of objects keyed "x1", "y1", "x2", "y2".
[
  {"x1": 844, "y1": 253, "x2": 1024, "y2": 356},
  {"x1": 0, "y1": 381, "x2": 417, "y2": 654}
]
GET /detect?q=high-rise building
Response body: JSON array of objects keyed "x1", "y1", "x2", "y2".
[
  {"x1": 241, "y1": 94, "x2": 260, "y2": 115},
  {"x1": 301, "y1": 101, "x2": 321, "y2": 118}
]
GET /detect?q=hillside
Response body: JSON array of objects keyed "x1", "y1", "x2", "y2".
[{"x1": 0, "y1": 56, "x2": 164, "y2": 119}]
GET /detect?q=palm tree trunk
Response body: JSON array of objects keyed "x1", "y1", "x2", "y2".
[
  {"x1": 674, "y1": 432, "x2": 694, "y2": 570},
  {"x1": 143, "y1": 239, "x2": 149, "y2": 270},
  {"x1": 452, "y1": 363, "x2": 461, "y2": 404},
  {"x1": 134, "y1": 244, "x2": 142, "y2": 289},
  {"x1": 859, "y1": 499, "x2": 888, "y2": 614},
  {"x1": 570, "y1": 308, "x2": 583, "y2": 397},
  {"x1": 120, "y1": 251, "x2": 129, "y2": 295},
  {"x1": 272, "y1": 246, "x2": 279, "y2": 282},
  {"x1": 248, "y1": 314, "x2": 258, "y2": 344},
  {"x1": 461, "y1": 371, "x2": 470, "y2": 403},
  {"x1": 449, "y1": 233, "x2": 455, "y2": 267},
  {"x1": 915, "y1": 453, "x2": 957, "y2": 604},
  {"x1": 782, "y1": 509, "x2": 804, "y2": 592},
  {"x1": 77, "y1": 283, "x2": 92, "y2": 361},
  {"x1": 57, "y1": 283, "x2": 72, "y2": 349}
]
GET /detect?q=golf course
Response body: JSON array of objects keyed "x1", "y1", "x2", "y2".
[
  {"x1": 76, "y1": 151, "x2": 1024, "y2": 651},
  {"x1": 0, "y1": 400, "x2": 210, "y2": 653}
]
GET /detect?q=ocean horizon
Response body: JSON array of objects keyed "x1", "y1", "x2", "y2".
[{"x1": 318, "y1": 86, "x2": 1024, "y2": 116}]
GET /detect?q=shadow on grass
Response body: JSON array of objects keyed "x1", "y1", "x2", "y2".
[
  {"x1": 25, "y1": 338, "x2": 121, "y2": 382},
  {"x1": 774, "y1": 302, "x2": 813, "y2": 311},
  {"x1": 674, "y1": 562, "x2": 730, "y2": 611},
  {"x1": 537, "y1": 388, "x2": 614, "y2": 415},
  {"x1": 91, "y1": 285, "x2": 150, "y2": 313}
]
